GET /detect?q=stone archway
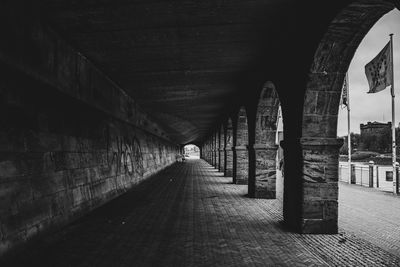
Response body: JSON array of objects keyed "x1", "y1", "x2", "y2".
[
  {"x1": 249, "y1": 81, "x2": 281, "y2": 199},
  {"x1": 234, "y1": 107, "x2": 249, "y2": 185},
  {"x1": 300, "y1": 0, "x2": 397, "y2": 233}
]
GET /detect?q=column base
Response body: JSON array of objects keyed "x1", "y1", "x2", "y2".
[
  {"x1": 225, "y1": 148, "x2": 234, "y2": 177},
  {"x1": 301, "y1": 219, "x2": 338, "y2": 234},
  {"x1": 251, "y1": 144, "x2": 278, "y2": 199},
  {"x1": 252, "y1": 188, "x2": 276, "y2": 199},
  {"x1": 234, "y1": 145, "x2": 248, "y2": 186},
  {"x1": 299, "y1": 137, "x2": 343, "y2": 234}
]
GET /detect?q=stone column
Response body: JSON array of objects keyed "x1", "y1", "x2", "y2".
[
  {"x1": 234, "y1": 145, "x2": 248, "y2": 184},
  {"x1": 209, "y1": 142, "x2": 212, "y2": 164},
  {"x1": 232, "y1": 149, "x2": 237, "y2": 183},
  {"x1": 213, "y1": 133, "x2": 218, "y2": 168},
  {"x1": 208, "y1": 140, "x2": 212, "y2": 165},
  {"x1": 300, "y1": 137, "x2": 343, "y2": 234},
  {"x1": 250, "y1": 143, "x2": 278, "y2": 198},
  {"x1": 204, "y1": 142, "x2": 208, "y2": 162},
  {"x1": 210, "y1": 135, "x2": 215, "y2": 166},
  {"x1": 208, "y1": 141, "x2": 211, "y2": 164},
  {"x1": 225, "y1": 122, "x2": 234, "y2": 177},
  {"x1": 225, "y1": 147, "x2": 233, "y2": 177},
  {"x1": 205, "y1": 142, "x2": 209, "y2": 162},
  {"x1": 220, "y1": 127, "x2": 225, "y2": 173},
  {"x1": 216, "y1": 131, "x2": 221, "y2": 171},
  {"x1": 219, "y1": 148, "x2": 224, "y2": 172}
]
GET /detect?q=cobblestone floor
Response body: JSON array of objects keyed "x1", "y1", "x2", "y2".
[{"x1": 3, "y1": 159, "x2": 400, "y2": 266}]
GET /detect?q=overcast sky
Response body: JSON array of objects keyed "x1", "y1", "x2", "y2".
[{"x1": 337, "y1": 8, "x2": 400, "y2": 137}]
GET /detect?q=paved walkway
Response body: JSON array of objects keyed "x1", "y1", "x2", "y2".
[
  {"x1": 3, "y1": 159, "x2": 400, "y2": 266},
  {"x1": 339, "y1": 182, "x2": 400, "y2": 257}
]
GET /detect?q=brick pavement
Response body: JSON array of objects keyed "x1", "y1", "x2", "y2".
[
  {"x1": 2, "y1": 159, "x2": 400, "y2": 266},
  {"x1": 339, "y1": 182, "x2": 400, "y2": 257}
]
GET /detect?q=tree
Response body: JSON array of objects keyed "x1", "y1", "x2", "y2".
[{"x1": 339, "y1": 133, "x2": 360, "y2": 154}]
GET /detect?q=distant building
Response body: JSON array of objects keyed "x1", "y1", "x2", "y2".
[
  {"x1": 359, "y1": 121, "x2": 391, "y2": 153},
  {"x1": 360, "y1": 121, "x2": 391, "y2": 136}
]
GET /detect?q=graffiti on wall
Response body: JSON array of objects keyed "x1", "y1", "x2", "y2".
[{"x1": 105, "y1": 127, "x2": 144, "y2": 177}]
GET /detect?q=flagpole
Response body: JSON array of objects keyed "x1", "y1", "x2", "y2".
[
  {"x1": 390, "y1": 33, "x2": 397, "y2": 195},
  {"x1": 346, "y1": 72, "x2": 352, "y2": 185}
]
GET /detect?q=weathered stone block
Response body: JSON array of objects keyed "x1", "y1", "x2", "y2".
[
  {"x1": 302, "y1": 200, "x2": 323, "y2": 219},
  {"x1": 323, "y1": 200, "x2": 338, "y2": 220}
]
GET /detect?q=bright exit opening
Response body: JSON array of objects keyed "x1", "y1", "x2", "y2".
[{"x1": 184, "y1": 144, "x2": 200, "y2": 159}]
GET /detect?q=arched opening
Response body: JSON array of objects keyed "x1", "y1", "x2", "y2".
[
  {"x1": 234, "y1": 106, "x2": 249, "y2": 185},
  {"x1": 183, "y1": 144, "x2": 200, "y2": 159},
  {"x1": 276, "y1": 105, "x2": 284, "y2": 202},
  {"x1": 338, "y1": 8, "x2": 400, "y2": 191},
  {"x1": 334, "y1": 8, "x2": 400, "y2": 248},
  {"x1": 301, "y1": 0, "x2": 398, "y2": 233},
  {"x1": 249, "y1": 81, "x2": 282, "y2": 199}
]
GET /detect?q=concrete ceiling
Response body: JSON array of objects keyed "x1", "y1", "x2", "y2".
[{"x1": 40, "y1": 0, "x2": 292, "y2": 144}]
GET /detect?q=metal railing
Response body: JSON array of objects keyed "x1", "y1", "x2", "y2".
[{"x1": 339, "y1": 161, "x2": 399, "y2": 192}]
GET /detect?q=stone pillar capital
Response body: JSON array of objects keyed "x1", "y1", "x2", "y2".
[
  {"x1": 280, "y1": 137, "x2": 343, "y2": 149},
  {"x1": 300, "y1": 137, "x2": 344, "y2": 148},
  {"x1": 252, "y1": 143, "x2": 279, "y2": 150},
  {"x1": 233, "y1": 145, "x2": 248, "y2": 151}
]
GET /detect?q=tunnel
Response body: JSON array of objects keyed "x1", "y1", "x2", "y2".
[{"x1": 1, "y1": 0, "x2": 400, "y2": 265}]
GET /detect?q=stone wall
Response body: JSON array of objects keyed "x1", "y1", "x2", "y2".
[
  {"x1": 0, "y1": 4, "x2": 178, "y2": 254},
  {"x1": 0, "y1": 65, "x2": 177, "y2": 256}
]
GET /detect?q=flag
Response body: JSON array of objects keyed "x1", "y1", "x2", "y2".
[
  {"x1": 365, "y1": 41, "x2": 393, "y2": 94},
  {"x1": 340, "y1": 73, "x2": 348, "y2": 107}
]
